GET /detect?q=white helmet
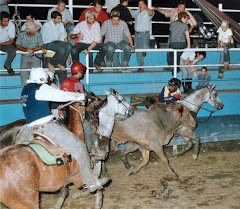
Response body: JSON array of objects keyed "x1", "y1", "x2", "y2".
[{"x1": 27, "y1": 68, "x2": 49, "y2": 84}]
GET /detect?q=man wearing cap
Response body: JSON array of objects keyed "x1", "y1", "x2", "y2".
[
  {"x1": 94, "y1": 10, "x2": 135, "y2": 73},
  {"x1": 70, "y1": 11, "x2": 102, "y2": 66},
  {"x1": 0, "y1": 11, "x2": 16, "y2": 75},
  {"x1": 16, "y1": 21, "x2": 45, "y2": 85}
]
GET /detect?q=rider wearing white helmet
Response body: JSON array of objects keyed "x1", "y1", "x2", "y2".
[{"x1": 17, "y1": 67, "x2": 109, "y2": 193}]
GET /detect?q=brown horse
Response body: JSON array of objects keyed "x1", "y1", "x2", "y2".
[{"x1": 0, "y1": 143, "x2": 84, "y2": 209}]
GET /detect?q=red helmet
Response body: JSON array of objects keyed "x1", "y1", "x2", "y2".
[{"x1": 71, "y1": 62, "x2": 86, "y2": 74}]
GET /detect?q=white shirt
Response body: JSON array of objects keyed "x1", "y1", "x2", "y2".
[
  {"x1": 71, "y1": 21, "x2": 101, "y2": 44},
  {"x1": 0, "y1": 21, "x2": 15, "y2": 43},
  {"x1": 181, "y1": 51, "x2": 196, "y2": 61},
  {"x1": 41, "y1": 20, "x2": 67, "y2": 44},
  {"x1": 47, "y1": 7, "x2": 74, "y2": 24},
  {"x1": 105, "y1": 0, "x2": 120, "y2": 14},
  {"x1": 131, "y1": 9, "x2": 154, "y2": 32},
  {"x1": 217, "y1": 27, "x2": 233, "y2": 44},
  {"x1": 21, "y1": 20, "x2": 43, "y2": 31}
]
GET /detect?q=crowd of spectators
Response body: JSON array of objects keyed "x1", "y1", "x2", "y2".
[{"x1": 0, "y1": 0, "x2": 233, "y2": 85}]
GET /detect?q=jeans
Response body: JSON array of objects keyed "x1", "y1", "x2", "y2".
[
  {"x1": 169, "y1": 42, "x2": 186, "y2": 67},
  {"x1": 20, "y1": 55, "x2": 42, "y2": 85},
  {"x1": 218, "y1": 43, "x2": 233, "y2": 74},
  {"x1": 94, "y1": 41, "x2": 131, "y2": 67},
  {"x1": 65, "y1": 24, "x2": 75, "y2": 46},
  {"x1": 180, "y1": 58, "x2": 193, "y2": 79},
  {"x1": 0, "y1": 44, "x2": 16, "y2": 68},
  {"x1": 71, "y1": 42, "x2": 102, "y2": 66},
  {"x1": 43, "y1": 41, "x2": 72, "y2": 67},
  {"x1": 134, "y1": 32, "x2": 150, "y2": 67}
]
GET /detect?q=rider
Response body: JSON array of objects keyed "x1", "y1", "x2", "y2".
[
  {"x1": 17, "y1": 67, "x2": 109, "y2": 193},
  {"x1": 158, "y1": 78, "x2": 182, "y2": 103},
  {"x1": 60, "y1": 62, "x2": 86, "y2": 93}
]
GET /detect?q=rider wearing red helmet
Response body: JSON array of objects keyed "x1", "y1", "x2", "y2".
[{"x1": 60, "y1": 62, "x2": 86, "y2": 93}]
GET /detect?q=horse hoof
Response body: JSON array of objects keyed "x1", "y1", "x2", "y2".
[{"x1": 192, "y1": 154, "x2": 198, "y2": 160}]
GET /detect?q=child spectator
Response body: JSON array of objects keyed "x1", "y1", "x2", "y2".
[
  {"x1": 217, "y1": 20, "x2": 233, "y2": 80},
  {"x1": 180, "y1": 51, "x2": 206, "y2": 93},
  {"x1": 158, "y1": 78, "x2": 182, "y2": 103},
  {"x1": 196, "y1": 67, "x2": 211, "y2": 89}
]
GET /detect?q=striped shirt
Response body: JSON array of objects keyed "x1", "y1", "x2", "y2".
[
  {"x1": 71, "y1": 21, "x2": 101, "y2": 44},
  {"x1": 101, "y1": 19, "x2": 130, "y2": 43},
  {"x1": 164, "y1": 8, "x2": 197, "y2": 26},
  {"x1": 170, "y1": 20, "x2": 188, "y2": 43}
]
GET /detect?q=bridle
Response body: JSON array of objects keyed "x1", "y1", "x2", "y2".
[{"x1": 181, "y1": 86, "x2": 217, "y2": 123}]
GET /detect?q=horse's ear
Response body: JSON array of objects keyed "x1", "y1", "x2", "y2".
[
  {"x1": 105, "y1": 90, "x2": 110, "y2": 95},
  {"x1": 210, "y1": 84, "x2": 216, "y2": 90},
  {"x1": 111, "y1": 88, "x2": 117, "y2": 95}
]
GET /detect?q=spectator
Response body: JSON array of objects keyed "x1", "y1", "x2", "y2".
[
  {"x1": 79, "y1": 0, "x2": 108, "y2": 26},
  {"x1": 94, "y1": 10, "x2": 135, "y2": 73},
  {"x1": 70, "y1": 11, "x2": 102, "y2": 66},
  {"x1": 180, "y1": 50, "x2": 206, "y2": 93},
  {"x1": 196, "y1": 67, "x2": 211, "y2": 89},
  {"x1": 0, "y1": 0, "x2": 10, "y2": 14},
  {"x1": 158, "y1": 78, "x2": 182, "y2": 103},
  {"x1": 168, "y1": 12, "x2": 191, "y2": 75},
  {"x1": 21, "y1": 11, "x2": 42, "y2": 31},
  {"x1": 41, "y1": 11, "x2": 72, "y2": 74},
  {"x1": 16, "y1": 22, "x2": 45, "y2": 85},
  {"x1": 217, "y1": 20, "x2": 233, "y2": 80},
  {"x1": 112, "y1": 0, "x2": 133, "y2": 70},
  {"x1": 105, "y1": 0, "x2": 119, "y2": 15},
  {"x1": 60, "y1": 62, "x2": 86, "y2": 93},
  {"x1": 130, "y1": 0, "x2": 154, "y2": 72},
  {"x1": 153, "y1": 0, "x2": 197, "y2": 70},
  {"x1": 0, "y1": 11, "x2": 16, "y2": 75},
  {"x1": 47, "y1": 0, "x2": 74, "y2": 45}
]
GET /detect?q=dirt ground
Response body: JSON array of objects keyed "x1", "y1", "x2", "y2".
[{"x1": 2, "y1": 141, "x2": 240, "y2": 209}]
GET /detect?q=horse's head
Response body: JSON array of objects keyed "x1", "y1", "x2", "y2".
[
  {"x1": 85, "y1": 91, "x2": 102, "y2": 112},
  {"x1": 205, "y1": 85, "x2": 224, "y2": 110},
  {"x1": 105, "y1": 89, "x2": 134, "y2": 120}
]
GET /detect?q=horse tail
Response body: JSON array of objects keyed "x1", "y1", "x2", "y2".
[{"x1": 0, "y1": 119, "x2": 26, "y2": 149}]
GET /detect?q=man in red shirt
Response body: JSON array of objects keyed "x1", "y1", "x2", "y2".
[
  {"x1": 60, "y1": 62, "x2": 86, "y2": 93},
  {"x1": 78, "y1": 0, "x2": 109, "y2": 25}
]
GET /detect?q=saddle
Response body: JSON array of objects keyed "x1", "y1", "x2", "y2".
[{"x1": 19, "y1": 133, "x2": 72, "y2": 166}]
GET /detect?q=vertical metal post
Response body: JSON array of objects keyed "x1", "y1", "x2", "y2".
[
  {"x1": 86, "y1": 53, "x2": 90, "y2": 92},
  {"x1": 148, "y1": 0, "x2": 153, "y2": 38},
  {"x1": 173, "y1": 50, "x2": 177, "y2": 78},
  {"x1": 218, "y1": 3, "x2": 223, "y2": 11},
  {"x1": 68, "y1": 0, "x2": 73, "y2": 15}
]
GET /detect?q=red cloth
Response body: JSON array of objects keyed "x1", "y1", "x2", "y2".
[
  {"x1": 60, "y1": 77, "x2": 80, "y2": 92},
  {"x1": 172, "y1": 94, "x2": 181, "y2": 99},
  {"x1": 78, "y1": 7, "x2": 109, "y2": 25}
]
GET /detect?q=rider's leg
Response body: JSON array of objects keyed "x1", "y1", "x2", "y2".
[{"x1": 16, "y1": 122, "x2": 109, "y2": 192}]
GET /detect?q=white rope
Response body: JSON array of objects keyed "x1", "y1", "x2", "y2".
[{"x1": 12, "y1": 4, "x2": 21, "y2": 37}]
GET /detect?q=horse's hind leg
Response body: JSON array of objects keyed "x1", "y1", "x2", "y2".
[
  {"x1": 149, "y1": 141, "x2": 178, "y2": 179},
  {"x1": 129, "y1": 148, "x2": 150, "y2": 175},
  {"x1": 49, "y1": 186, "x2": 69, "y2": 209},
  {"x1": 173, "y1": 136, "x2": 193, "y2": 157},
  {"x1": 94, "y1": 190, "x2": 103, "y2": 209}
]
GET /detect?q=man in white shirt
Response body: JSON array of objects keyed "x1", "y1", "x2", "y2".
[
  {"x1": 41, "y1": 11, "x2": 72, "y2": 73},
  {"x1": 131, "y1": 0, "x2": 154, "y2": 72},
  {"x1": 21, "y1": 12, "x2": 42, "y2": 31},
  {"x1": 0, "y1": 11, "x2": 16, "y2": 75},
  {"x1": 47, "y1": 0, "x2": 74, "y2": 45},
  {"x1": 70, "y1": 11, "x2": 102, "y2": 64}
]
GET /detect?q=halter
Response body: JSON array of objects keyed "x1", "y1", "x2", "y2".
[{"x1": 181, "y1": 86, "x2": 217, "y2": 123}]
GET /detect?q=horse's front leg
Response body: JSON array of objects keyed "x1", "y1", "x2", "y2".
[
  {"x1": 173, "y1": 136, "x2": 193, "y2": 157},
  {"x1": 129, "y1": 148, "x2": 150, "y2": 175},
  {"x1": 94, "y1": 190, "x2": 103, "y2": 209},
  {"x1": 49, "y1": 186, "x2": 69, "y2": 209}
]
